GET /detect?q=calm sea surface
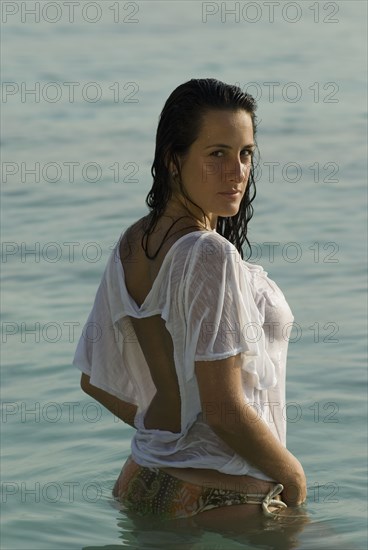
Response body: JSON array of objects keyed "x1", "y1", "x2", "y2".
[{"x1": 1, "y1": 1, "x2": 367, "y2": 548}]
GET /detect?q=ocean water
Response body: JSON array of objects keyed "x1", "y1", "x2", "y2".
[{"x1": 1, "y1": 1, "x2": 367, "y2": 548}]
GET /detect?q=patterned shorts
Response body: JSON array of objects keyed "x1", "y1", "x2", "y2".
[{"x1": 113, "y1": 456, "x2": 287, "y2": 521}]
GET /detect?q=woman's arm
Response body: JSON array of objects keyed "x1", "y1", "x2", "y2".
[
  {"x1": 80, "y1": 373, "x2": 138, "y2": 428},
  {"x1": 195, "y1": 354, "x2": 307, "y2": 506}
]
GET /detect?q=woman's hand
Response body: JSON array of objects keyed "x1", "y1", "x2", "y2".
[{"x1": 281, "y1": 457, "x2": 307, "y2": 506}]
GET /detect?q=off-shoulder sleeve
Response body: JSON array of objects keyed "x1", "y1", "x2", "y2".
[{"x1": 182, "y1": 233, "x2": 277, "y2": 390}]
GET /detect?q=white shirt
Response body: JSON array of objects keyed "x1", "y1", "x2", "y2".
[{"x1": 73, "y1": 230, "x2": 294, "y2": 481}]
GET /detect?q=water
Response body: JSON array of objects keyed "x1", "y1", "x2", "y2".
[{"x1": 1, "y1": 1, "x2": 367, "y2": 548}]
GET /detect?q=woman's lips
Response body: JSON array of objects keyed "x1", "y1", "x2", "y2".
[{"x1": 218, "y1": 191, "x2": 241, "y2": 197}]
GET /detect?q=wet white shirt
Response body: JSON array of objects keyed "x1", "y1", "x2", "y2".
[{"x1": 73, "y1": 230, "x2": 294, "y2": 481}]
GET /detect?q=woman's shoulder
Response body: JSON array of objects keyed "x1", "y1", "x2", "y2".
[
  {"x1": 120, "y1": 216, "x2": 220, "y2": 255},
  {"x1": 175, "y1": 228, "x2": 229, "y2": 250},
  {"x1": 120, "y1": 216, "x2": 148, "y2": 243},
  {"x1": 178, "y1": 232, "x2": 245, "y2": 289},
  {"x1": 162, "y1": 229, "x2": 238, "y2": 271},
  {"x1": 186, "y1": 230, "x2": 240, "y2": 265},
  {"x1": 118, "y1": 216, "x2": 240, "y2": 272},
  {"x1": 118, "y1": 215, "x2": 157, "y2": 262}
]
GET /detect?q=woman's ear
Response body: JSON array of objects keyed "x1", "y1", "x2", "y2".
[
  {"x1": 166, "y1": 152, "x2": 180, "y2": 178},
  {"x1": 168, "y1": 162, "x2": 181, "y2": 181}
]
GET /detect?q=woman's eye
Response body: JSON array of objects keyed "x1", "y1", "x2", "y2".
[{"x1": 210, "y1": 149, "x2": 254, "y2": 159}]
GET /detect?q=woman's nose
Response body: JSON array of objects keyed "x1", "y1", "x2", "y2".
[{"x1": 223, "y1": 159, "x2": 247, "y2": 183}]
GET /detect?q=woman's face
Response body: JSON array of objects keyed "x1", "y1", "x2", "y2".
[{"x1": 173, "y1": 109, "x2": 255, "y2": 229}]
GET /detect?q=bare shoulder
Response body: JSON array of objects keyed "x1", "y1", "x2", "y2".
[
  {"x1": 118, "y1": 215, "x2": 206, "y2": 304},
  {"x1": 120, "y1": 216, "x2": 148, "y2": 243},
  {"x1": 122, "y1": 215, "x2": 207, "y2": 258},
  {"x1": 118, "y1": 216, "x2": 149, "y2": 262}
]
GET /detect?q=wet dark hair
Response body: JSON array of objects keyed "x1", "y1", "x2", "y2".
[{"x1": 142, "y1": 78, "x2": 259, "y2": 260}]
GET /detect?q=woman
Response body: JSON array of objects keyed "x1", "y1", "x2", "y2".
[{"x1": 73, "y1": 78, "x2": 307, "y2": 524}]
